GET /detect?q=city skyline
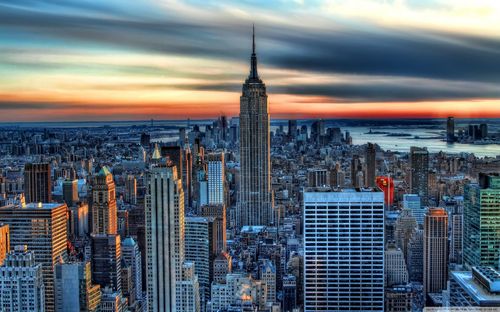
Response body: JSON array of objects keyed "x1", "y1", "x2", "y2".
[{"x1": 2, "y1": 1, "x2": 500, "y2": 121}]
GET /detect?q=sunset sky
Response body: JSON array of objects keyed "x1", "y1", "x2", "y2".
[{"x1": 1, "y1": 0, "x2": 500, "y2": 121}]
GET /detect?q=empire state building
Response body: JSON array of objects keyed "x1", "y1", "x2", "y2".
[{"x1": 238, "y1": 26, "x2": 273, "y2": 227}]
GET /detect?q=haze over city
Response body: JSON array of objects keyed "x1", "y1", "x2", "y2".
[{"x1": 1, "y1": 0, "x2": 500, "y2": 121}]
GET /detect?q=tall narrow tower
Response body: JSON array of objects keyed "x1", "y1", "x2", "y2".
[{"x1": 238, "y1": 25, "x2": 273, "y2": 227}]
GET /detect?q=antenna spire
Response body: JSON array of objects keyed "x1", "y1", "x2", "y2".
[
  {"x1": 249, "y1": 24, "x2": 259, "y2": 81},
  {"x1": 252, "y1": 24, "x2": 255, "y2": 54}
]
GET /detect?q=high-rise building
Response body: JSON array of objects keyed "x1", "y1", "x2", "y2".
[
  {"x1": 288, "y1": 120, "x2": 297, "y2": 139},
  {"x1": 62, "y1": 179, "x2": 78, "y2": 206},
  {"x1": 407, "y1": 229, "x2": 424, "y2": 283},
  {"x1": 54, "y1": 261, "x2": 101, "y2": 312},
  {"x1": 238, "y1": 27, "x2": 273, "y2": 227},
  {"x1": 122, "y1": 237, "x2": 143, "y2": 306},
  {"x1": 185, "y1": 216, "x2": 211, "y2": 306},
  {"x1": 394, "y1": 208, "x2": 417, "y2": 263},
  {"x1": 259, "y1": 259, "x2": 276, "y2": 304},
  {"x1": 410, "y1": 147, "x2": 429, "y2": 205},
  {"x1": 207, "y1": 153, "x2": 225, "y2": 205},
  {"x1": 423, "y1": 208, "x2": 448, "y2": 297},
  {"x1": 375, "y1": 176, "x2": 394, "y2": 206},
  {"x1": 125, "y1": 175, "x2": 137, "y2": 204},
  {"x1": 24, "y1": 162, "x2": 52, "y2": 203},
  {"x1": 463, "y1": 173, "x2": 500, "y2": 269},
  {"x1": 365, "y1": 143, "x2": 376, "y2": 187},
  {"x1": 303, "y1": 188, "x2": 385, "y2": 311},
  {"x1": 282, "y1": 275, "x2": 297, "y2": 312},
  {"x1": 213, "y1": 252, "x2": 232, "y2": 284},
  {"x1": 0, "y1": 203, "x2": 68, "y2": 312},
  {"x1": 92, "y1": 166, "x2": 117, "y2": 235},
  {"x1": 101, "y1": 287, "x2": 126, "y2": 312},
  {"x1": 450, "y1": 207, "x2": 463, "y2": 265},
  {"x1": 402, "y1": 194, "x2": 424, "y2": 226},
  {"x1": 91, "y1": 234, "x2": 122, "y2": 292},
  {"x1": 385, "y1": 286, "x2": 413, "y2": 312},
  {"x1": 0, "y1": 245, "x2": 45, "y2": 312},
  {"x1": 307, "y1": 168, "x2": 329, "y2": 187},
  {"x1": 177, "y1": 262, "x2": 201, "y2": 312},
  {"x1": 68, "y1": 203, "x2": 89, "y2": 238},
  {"x1": 0, "y1": 223, "x2": 9, "y2": 265},
  {"x1": 385, "y1": 242, "x2": 409, "y2": 287},
  {"x1": 145, "y1": 166, "x2": 183, "y2": 312},
  {"x1": 446, "y1": 116, "x2": 455, "y2": 143},
  {"x1": 200, "y1": 204, "x2": 227, "y2": 255},
  {"x1": 351, "y1": 155, "x2": 363, "y2": 188}
]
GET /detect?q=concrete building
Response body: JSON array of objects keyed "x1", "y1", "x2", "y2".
[
  {"x1": 450, "y1": 266, "x2": 500, "y2": 307},
  {"x1": 125, "y1": 175, "x2": 137, "y2": 204},
  {"x1": 92, "y1": 166, "x2": 117, "y2": 235},
  {"x1": 122, "y1": 237, "x2": 143, "y2": 308},
  {"x1": 0, "y1": 202, "x2": 68, "y2": 312},
  {"x1": 259, "y1": 259, "x2": 276, "y2": 304},
  {"x1": 303, "y1": 188, "x2": 385, "y2": 311},
  {"x1": 0, "y1": 245, "x2": 45, "y2": 312},
  {"x1": 407, "y1": 229, "x2": 424, "y2": 283},
  {"x1": 410, "y1": 147, "x2": 429, "y2": 205},
  {"x1": 91, "y1": 234, "x2": 122, "y2": 292},
  {"x1": 365, "y1": 143, "x2": 376, "y2": 187},
  {"x1": 282, "y1": 275, "x2": 297, "y2": 312},
  {"x1": 385, "y1": 242, "x2": 409, "y2": 287},
  {"x1": 199, "y1": 204, "x2": 227, "y2": 255},
  {"x1": 423, "y1": 208, "x2": 448, "y2": 297},
  {"x1": 0, "y1": 223, "x2": 9, "y2": 265},
  {"x1": 213, "y1": 252, "x2": 232, "y2": 284},
  {"x1": 62, "y1": 179, "x2": 78, "y2": 206},
  {"x1": 238, "y1": 27, "x2": 273, "y2": 227},
  {"x1": 54, "y1": 261, "x2": 101, "y2": 312},
  {"x1": 185, "y1": 216, "x2": 211, "y2": 306},
  {"x1": 24, "y1": 162, "x2": 51, "y2": 203},
  {"x1": 402, "y1": 194, "x2": 424, "y2": 226}
]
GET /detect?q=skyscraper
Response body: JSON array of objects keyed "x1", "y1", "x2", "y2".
[
  {"x1": 54, "y1": 261, "x2": 101, "y2": 312},
  {"x1": 385, "y1": 242, "x2": 409, "y2": 287},
  {"x1": 199, "y1": 204, "x2": 227, "y2": 255},
  {"x1": 463, "y1": 173, "x2": 500, "y2": 268},
  {"x1": 122, "y1": 237, "x2": 142, "y2": 305},
  {"x1": 91, "y1": 234, "x2": 122, "y2": 292},
  {"x1": 423, "y1": 208, "x2": 448, "y2": 297},
  {"x1": 125, "y1": 175, "x2": 137, "y2": 204},
  {"x1": 145, "y1": 166, "x2": 183, "y2": 312},
  {"x1": 407, "y1": 229, "x2": 424, "y2": 283},
  {"x1": 92, "y1": 166, "x2": 117, "y2": 235},
  {"x1": 0, "y1": 203, "x2": 68, "y2": 312},
  {"x1": 62, "y1": 179, "x2": 78, "y2": 206},
  {"x1": 0, "y1": 245, "x2": 45, "y2": 312},
  {"x1": 207, "y1": 153, "x2": 225, "y2": 205},
  {"x1": 446, "y1": 116, "x2": 455, "y2": 143},
  {"x1": 410, "y1": 147, "x2": 429, "y2": 205},
  {"x1": 0, "y1": 223, "x2": 9, "y2": 266},
  {"x1": 238, "y1": 26, "x2": 273, "y2": 227},
  {"x1": 365, "y1": 143, "x2": 376, "y2": 187},
  {"x1": 24, "y1": 162, "x2": 51, "y2": 203},
  {"x1": 303, "y1": 188, "x2": 385, "y2": 311}
]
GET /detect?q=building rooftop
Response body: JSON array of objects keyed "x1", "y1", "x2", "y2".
[
  {"x1": 451, "y1": 270, "x2": 500, "y2": 304},
  {"x1": 0, "y1": 202, "x2": 65, "y2": 210}
]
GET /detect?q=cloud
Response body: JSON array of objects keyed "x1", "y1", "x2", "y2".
[{"x1": 1, "y1": 0, "x2": 500, "y2": 119}]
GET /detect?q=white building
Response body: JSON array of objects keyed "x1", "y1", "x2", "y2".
[
  {"x1": 145, "y1": 165, "x2": 200, "y2": 312},
  {"x1": 259, "y1": 260, "x2": 276, "y2": 304},
  {"x1": 0, "y1": 245, "x2": 45, "y2": 312},
  {"x1": 207, "y1": 153, "x2": 225, "y2": 205},
  {"x1": 185, "y1": 217, "x2": 211, "y2": 307},
  {"x1": 145, "y1": 166, "x2": 183, "y2": 312},
  {"x1": 303, "y1": 188, "x2": 385, "y2": 311}
]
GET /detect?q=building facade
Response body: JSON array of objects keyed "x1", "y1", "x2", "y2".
[
  {"x1": 92, "y1": 166, "x2": 117, "y2": 235},
  {"x1": 303, "y1": 188, "x2": 385, "y2": 311},
  {"x1": 423, "y1": 208, "x2": 448, "y2": 297},
  {"x1": 238, "y1": 27, "x2": 273, "y2": 227}
]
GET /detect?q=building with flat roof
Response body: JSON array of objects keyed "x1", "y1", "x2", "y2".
[
  {"x1": 303, "y1": 187, "x2": 385, "y2": 311},
  {"x1": 0, "y1": 202, "x2": 68, "y2": 312},
  {"x1": 450, "y1": 266, "x2": 500, "y2": 307}
]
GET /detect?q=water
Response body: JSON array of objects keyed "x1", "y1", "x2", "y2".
[{"x1": 1, "y1": 118, "x2": 498, "y2": 157}]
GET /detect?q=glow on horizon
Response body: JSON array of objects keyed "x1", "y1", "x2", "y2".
[{"x1": 1, "y1": 0, "x2": 500, "y2": 122}]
